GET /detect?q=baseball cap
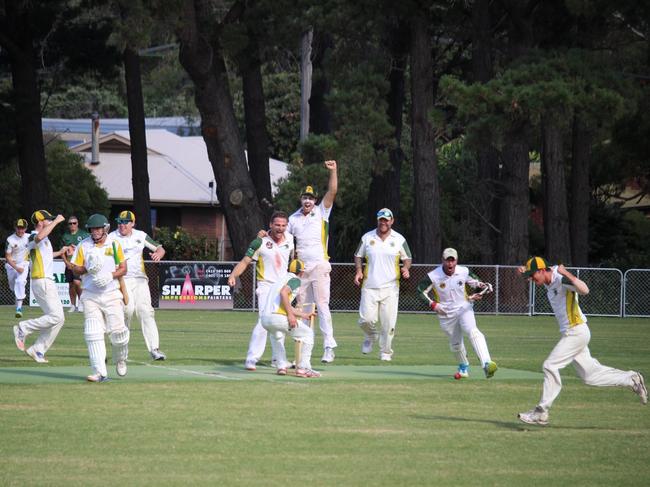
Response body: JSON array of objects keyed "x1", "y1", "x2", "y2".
[
  {"x1": 442, "y1": 248, "x2": 458, "y2": 260},
  {"x1": 522, "y1": 256, "x2": 550, "y2": 277},
  {"x1": 289, "y1": 259, "x2": 305, "y2": 274},
  {"x1": 31, "y1": 210, "x2": 54, "y2": 225},
  {"x1": 116, "y1": 210, "x2": 135, "y2": 223},
  {"x1": 301, "y1": 186, "x2": 317, "y2": 198},
  {"x1": 376, "y1": 208, "x2": 393, "y2": 220},
  {"x1": 15, "y1": 218, "x2": 28, "y2": 228}
]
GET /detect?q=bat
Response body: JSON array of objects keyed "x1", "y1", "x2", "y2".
[
  {"x1": 294, "y1": 302, "x2": 315, "y2": 372},
  {"x1": 112, "y1": 241, "x2": 129, "y2": 305}
]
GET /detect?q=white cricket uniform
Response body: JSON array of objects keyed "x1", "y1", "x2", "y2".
[
  {"x1": 244, "y1": 233, "x2": 294, "y2": 364},
  {"x1": 537, "y1": 266, "x2": 636, "y2": 410},
  {"x1": 72, "y1": 236, "x2": 129, "y2": 378},
  {"x1": 354, "y1": 229, "x2": 411, "y2": 357},
  {"x1": 261, "y1": 274, "x2": 315, "y2": 370},
  {"x1": 5, "y1": 232, "x2": 30, "y2": 301},
  {"x1": 288, "y1": 202, "x2": 337, "y2": 349},
  {"x1": 110, "y1": 229, "x2": 162, "y2": 352},
  {"x1": 419, "y1": 265, "x2": 492, "y2": 367},
  {"x1": 17, "y1": 232, "x2": 64, "y2": 356}
]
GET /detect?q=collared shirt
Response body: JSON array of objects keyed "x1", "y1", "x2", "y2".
[
  {"x1": 288, "y1": 202, "x2": 332, "y2": 263},
  {"x1": 26, "y1": 232, "x2": 54, "y2": 279},
  {"x1": 5, "y1": 232, "x2": 30, "y2": 264},
  {"x1": 263, "y1": 273, "x2": 302, "y2": 316},
  {"x1": 110, "y1": 229, "x2": 160, "y2": 280},
  {"x1": 72, "y1": 235, "x2": 125, "y2": 294},
  {"x1": 420, "y1": 265, "x2": 482, "y2": 312},
  {"x1": 245, "y1": 232, "x2": 294, "y2": 284},
  {"x1": 545, "y1": 266, "x2": 587, "y2": 333},
  {"x1": 354, "y1": 229, "x2": 411, "y2": 289}
]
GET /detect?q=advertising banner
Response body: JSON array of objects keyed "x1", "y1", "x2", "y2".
[
  {"x1": 159, "y1": 262, "x2": 234, "y2": 309},
  {"x1": 29, "y1": 260, "x2": 71, "y2": 307}
]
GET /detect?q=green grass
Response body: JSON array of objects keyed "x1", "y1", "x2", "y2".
[{"x1": 1, "y1": 307, "x2": 649, "y2": 486}]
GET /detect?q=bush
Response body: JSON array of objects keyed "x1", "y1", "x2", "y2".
[{"x1": 154, "y1": 226, "x2": 219, "y2": 261}]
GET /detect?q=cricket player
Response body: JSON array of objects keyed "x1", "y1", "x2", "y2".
[
  {"x1": 517, "y1": 257, "x2": 647, "y2": 426},
  {"x1": 13, "y1": 210, "x2": 68, "y2": 363},
  {"x1": 5, "y1": 218, "x2": 30, "y2": 318},
  {"x1": 61, "y1": 215, "x2": 89, "y2": 312},
  {"x1": 417, "y1": 248, "x2": 498, "y2": 379},
  {"x1": 110, "y1": 210, "x2": 167, "y2": 360},
  {"x1": 287, "y1": 159, "x2": 338, "y2": 363},
  {"x1": 228, "y1": 211, "x2": 294, "y2": 371},
  {"x1": 261, "y1": 259, "x2": 320, "y2": 377},
  {"x1": 353, "y1": 208, "x2": 411, "y2": 361},
  {"x1": 71, "y1": 213, "x2": 130, "y2": 383}
]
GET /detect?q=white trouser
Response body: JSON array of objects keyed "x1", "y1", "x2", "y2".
[
  {"x1": 5, "y1": 262, "x2": 30, "y2": 301},
  {"x1": 298, "y1": 261, "x2": 337, "y2": 349},
  {"x1": 358, "y1": 284, "x2": 399, "y2": 357},
  {"x1": 82, "y1": 289, "x2": 129, "y2": 377},
  {"x1": 19, "y1": 278, "x2": 64, "y2": 354},
  {"x1": 438, "y1": 302, "x2": 491, "y2": 366},
  {"x1": 538, "y1": 323, "x2": 636, "y2": 410},
  {"x1": 124, "y1": 277, "x2": 160, "y2": 352},
  {"x1": 246, "y1": 282, "x2": 274, "y2": 363},
  {"x1": 261, "y1": 313, "x2": 315, "y2": 370}
]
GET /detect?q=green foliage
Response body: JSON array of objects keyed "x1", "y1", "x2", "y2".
[
  {"x1": 42, "y1": 80, "x2": 128, "y2": 118},
  {"x1": 154, "y1": 226, "x2": 219, "y2": 261}
]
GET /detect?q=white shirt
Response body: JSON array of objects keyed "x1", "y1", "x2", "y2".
[
  {"x1": 72, "y1": 235, "x2": 125, "y2": 294},
  {"x1": 355, "y1": 229, "x2": 411, "y2": 289},
  {"x1": 545, "y1": 266, "x2": 587, "y2": 334},
  {"x1": 5, "y1": 233, "x2": 30, "y2": 264},
  {"x1": 245, "y1": 232, "x2": 294, "y2": 284},
  {"x1": 26, "y1": 232, "x2": 54, "y2": 280},
  {"x1": 288, "y1": 202, "x2": 332, "y2": 264},
  {"x1": 425, "y1": 265, "x2": 482, "y2": 313},
  {"x1": 262, "y1": 273, "x2": 302, "y2": 316},
  {"x1": 110, "y1": 228, "x2": 158, "y2": 280}
]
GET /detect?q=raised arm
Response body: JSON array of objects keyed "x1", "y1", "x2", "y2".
[
  {"x1": 321, "y1": 160, "x2": 338, "y2": 209},
  {"x1": 557, "y1": 264, "x2": 589, "y2": 295}
]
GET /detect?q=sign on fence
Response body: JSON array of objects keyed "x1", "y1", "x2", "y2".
[{"x1": 158, "y1": 262, "x2": 234, "y2": 310}]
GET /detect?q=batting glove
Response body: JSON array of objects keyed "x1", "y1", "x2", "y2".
[
  {"x1": 92, "y1": 272, "x2": 113, "y2": 288},
  {"x1": 86, "y1": 252, "x2": 103, "y2": 275}
]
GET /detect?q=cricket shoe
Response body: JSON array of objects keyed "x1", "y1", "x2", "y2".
[
  {"x1": 150, "y1": 349, "x2": 166, "y2": 361},
  {"x1": 67, "y1": 306, "x2": 77, "y2": 313},
  {"x1": 15, "y1": 307, "x2": 23, "y2": 318},
  {"x1": 116, "y1": 360, "x2": 128, "y2": 377},
  {"x1": 13, "y1": 325, "x2": 26, "y2": 352},
  {"x1": 26, "y1": 348, "x2": 49, "y2": 364},
  {"x1": 380, "y1": 353, "x2": 392, "y2": 362},
  {"x1": 455, "y1": 364, "x2": 469, "y2": 379},
  {"x1": 518, "y1": 406, "x2": 549, "y2": 426},
  {"x1": 361, "y1": 337, "x2": 374, "y2": 354},
  {"x1": 632, "y1": 372, "x2": 648, "y2": 405},
  {"x1": 244, "y1": 360, "x2": 257, "y2": 371},
  {"x1": 87, "y1": 374, "x2": 109, "y2": 383},
  {"x1": 295, "y1": 368, "x2": 321, "y2": 378},
  {"x1": 321, "y1": 347, "x2": 335, "y2": 363},
  {"x1": 484, "y1": 361, "x2": 498, "y2": 379},
  {"x1": 276, "y1": 368, "x2": 287, "y2": 376}
]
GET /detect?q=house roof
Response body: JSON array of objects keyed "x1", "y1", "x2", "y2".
[{"x1": 70, "y1": 130, "x2": 289, "y2": 206}]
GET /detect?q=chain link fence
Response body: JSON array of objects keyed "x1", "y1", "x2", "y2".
[{"x1": 2, "y1": 259, "x2": 648, "y2": 317}]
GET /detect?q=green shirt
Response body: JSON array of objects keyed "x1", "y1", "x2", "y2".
[{"x1": 61, "y1": 230, "x2": 90, "y2": 248}]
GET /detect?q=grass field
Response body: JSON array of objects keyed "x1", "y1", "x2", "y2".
[{"x1": 1, "y1": 307, "x2": 649, "y2": 486}]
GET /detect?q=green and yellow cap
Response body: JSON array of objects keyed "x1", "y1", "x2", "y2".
[
  {"x1": 522, "y1": 256, "x2": 550, "y2": 277},
  {"x1": 15, "y1": 218, "x2": 28, "y2": 228},
  {"x1": 301, "y1": 186, "x2": 317, "y2": 198},
  {"x1": 31, "y1": 210, "x2": 54, "y2": 225},
  {"x1": 116, "y1": 210, "x2": 135, "y2": 224},
  {"x1": 289, "y1": 259, "x2": 305, "y2": 274}
]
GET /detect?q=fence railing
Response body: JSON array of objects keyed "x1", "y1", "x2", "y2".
[{"x1": 2, "y1": 259, "x2": 649, "y2": 317}]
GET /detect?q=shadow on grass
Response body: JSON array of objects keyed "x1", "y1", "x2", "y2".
[{"x1": 412, "y1": 414, "x2": 604, "y2": 431}]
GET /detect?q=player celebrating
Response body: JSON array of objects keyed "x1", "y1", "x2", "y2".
[
  {"x1": 110, "y1": 210, "x2": 167, "y2": 360},
  {"x1": 517, "y1": 257, "x2": 647, "y2": 426},
  {"x1": 417, "y1": 248, "x2": 498, "y2": 379},
  {"x1": 354, "y1": 208, "x2": 411, "y2": 361},
  {"x1": 287, "y1": 159, "x2": 338, "y2": 363},
  {"x1": 5, "y1": 218, "x2": 30, "y2": 318},
  {"x1": 228, "y1": 211, "x2": 294, "y2": 371},
  {"x1": 13, "y1": 211, "x2": 68, "y2": 363},
  {"x1": 261, "y1": 259, "x2": 320, "y2": 378},
  {"x1": 71, "y1": 214, "x2": 130, "y2": 382}
]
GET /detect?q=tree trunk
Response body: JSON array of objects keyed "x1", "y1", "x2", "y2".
[
  {"x1": 123, "y1": 46, "x2": 153, "y2": 235},
  {"x1": 239, "y1": 24, "x2": 273, "y2": 219},
  {"x1": 541, "y1": 119, "x2": 572, "y2": 264},
  {"x1": 2, "y1": 4, "x2": 49, "y2": 213},
  {"x1": 497, "y1": 134, "x2": 529, "y2": 264},
  {"x1": 177, "y1": 0, "x2": 265, "y2": 259},
  {"x1": 309, "y1": 30, "x2": 333, "y2": 135},
  {"x1": 300, "y1": 28, "x2": 313, "y2": 141},
  {"x1": 570, "y1": 113, "x2": 591, "y2": 266},
  {"x1": 410, "y1": 15, "x2": 440, "y2": 263},
  {"x1": 472, "y1": 0, "x2": 499, "y2": 263},
  {"x1": 367, "y1": 20, "x2": 408, "y2": 225}
]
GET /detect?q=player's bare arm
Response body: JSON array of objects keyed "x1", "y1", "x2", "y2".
[
  {"x1": 353, "y1": 255, "x2": 364, "y2": 286},
  {"x1": 228, "y1": 256, "x2": 253, "y2": 287},
  {"x1": 322, "y1": 160, "x2": 338, "y2": 209},
  {"x1": 401, "y1": 258, "x2": 412, "y2": 279},
  {"x1": 52, "y1": 246, "x2": 70, "y2": 259},
  {"x1": 557, "y1": 264, "x2": 589, "y2": 295},
  {"x1": 5, "y1": 252, "x2": 23, "y2": 273},
  {"x1": 35, "y1": 214, "x2": 65, "y2": 243},
  {"x1": 112, "y1": 261, "x2": 127, "y2": 280},
  {"x1": 150, "y1": 246, "x2": 166, "y2": 262}
]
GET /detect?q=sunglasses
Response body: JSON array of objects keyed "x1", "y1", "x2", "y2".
[{"x1": 68, "y1": 222, "x2": 78, "y2": 225}]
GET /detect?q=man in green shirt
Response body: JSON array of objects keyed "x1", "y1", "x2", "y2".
[{"x1": 61, "y1": 215, "x2": 89, "y2": 312}]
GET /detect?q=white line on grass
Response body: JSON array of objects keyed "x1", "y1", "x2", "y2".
[{"x1": 127, "y1": 360, "x2": 242, "y2": 381}]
